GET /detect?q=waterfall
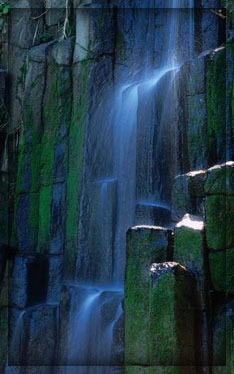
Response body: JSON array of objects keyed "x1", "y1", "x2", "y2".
[
  {"x1": 9, "y1": 310, "x2": 26, "y2": 365},
  {"x1": 63, "y1": 2, "x2": 196, "y2": 372},
  {"x1": 112, "y1": 85, "x2": 138, "y2": 282},
  {"x1": 65, "y1": 285, "x2": 123, "y2": 374}
]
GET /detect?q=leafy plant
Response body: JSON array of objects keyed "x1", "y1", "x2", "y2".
[
  {"x1": 0, "y1": 2, "x2": 9, "y2": 16},
  {"x1": 0, "y1": 2, "x2": 9, "y2": 33}
]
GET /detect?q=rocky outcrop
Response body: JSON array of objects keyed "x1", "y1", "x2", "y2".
[
  {"x1": 125, "y1": 226, "x2": 173, "y2": 365},
  {"x1": 124, "y1": 161, "x2": 234, "y2": 372}
]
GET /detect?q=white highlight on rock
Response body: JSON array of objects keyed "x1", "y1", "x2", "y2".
[{"x1": 176, "y1": 213, "x2": 204, "y2": 231}]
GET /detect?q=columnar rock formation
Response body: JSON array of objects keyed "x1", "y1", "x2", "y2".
[
  {"x1": 125, "y1": 162, "x2": 234, "y2": 373},
  {"x1": 0, "y1": 1, "x2": 233, "y2": 374}
]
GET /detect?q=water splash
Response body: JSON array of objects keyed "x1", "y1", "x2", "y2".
[{"x1": 66, "y1": 286, "x2": 123, "y2": 373}]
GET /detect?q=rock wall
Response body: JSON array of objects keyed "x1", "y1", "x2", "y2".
[{"x1": 0, "y1": 0, "x2": 232, "y2": 373}]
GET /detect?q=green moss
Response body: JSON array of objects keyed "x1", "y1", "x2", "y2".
[
  {"x1": 174, "y1": 223, "x2": 206, "y2": 306},
  {"x1": 206, "y1": 49, "x2": 226, "y2": 164},
  {"x1": 124, "y1": 227, "x2": 170, "y2": 365},
  {"x1": 149, "y1": 273, "x2": 177, "y2": 365},
  {"x1": 205, "y1": 163, "x2": 234, "y2": 195},
  {"x1": 187, "y1": 94, "x2": 207, "y2": 169},
  {"x1": 174, "y1": 226, "x2": 204, "y2": 267},
  {"x1": 209, "y1": 248, "x2": 234, "y2": 294},
  {"x1": 65, "y1": 60, "x2": 91, "y2": 277},
  {"x1": 205, "y1": 195, "x2": 234, "y2": 250},
  {"x1": 12, "y1": 60, "x2": 69, "y2": 254},
  {"x1": 37, "y1": 64, "x2": 65, "y2": 253},
  {"x1": 17, "y1": 57, "x2": 29, "y2": 91},
  {"x1": 40, "y1": 69, "x2": 60, "y2": 187}
]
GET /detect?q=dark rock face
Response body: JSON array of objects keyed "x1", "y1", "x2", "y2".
[
  {"x1": 8, "y1": 305, "x2": 58, "y2": 367},
  {"x1": 9, "y1": 256, "x2": 49, "y2": 309},
  {"x1": 58, "y1": 285, "x2": 123, "y2": 366}
]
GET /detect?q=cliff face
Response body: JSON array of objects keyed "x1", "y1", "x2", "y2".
[{"x1": 0, "y1": 1, "x2": 233, "y2": 373}]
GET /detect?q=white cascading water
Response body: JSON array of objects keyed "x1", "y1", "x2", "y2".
[
  {"x1": 5, "y1": 311, "x2": 26, "y2": 373},
  {"x1": 65, "y1": 2, "x2": 196, "y2": 373},
  {"x1": 66, "y1": 285, "x2": 123, "y2": 374}
]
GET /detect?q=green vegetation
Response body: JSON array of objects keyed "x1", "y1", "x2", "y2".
[
  {"x1": 0, "y1": 2, "x2": 9, "y2": 16},
  {"x1": 206, "y1": 48, "x2": 226, "y2": 164},
  {"x1": 0, "y1": 1, "x2": 9, "y2": 37},
  {"x1": 65, "y1": 60, "x2": 90, "y2": 277}
]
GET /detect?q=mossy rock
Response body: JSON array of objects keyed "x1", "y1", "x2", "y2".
[
  {"x1": 125, "y1": 226, "x2": 173, "y2": 366},
  {"x1": 187, "y1": 93, "x2": 208, "y2": 169},
  {"x1": 206, "y1": 48, "x2": 226, "y2": 164},
  {"x1": 149, "y1": 263, "x2": 196, "y2": 366},
  {"x1": 174, "y1": 214, "x2": 206, "y2": 306},
  {"x1": 171, "y1": 171, "x2": 207, "y2": 222},
  {"x1": 205, "y1": 195, "x2": 234, "y2": 250},
  {"x1": 64, "y1": 60, "x2": 90, "y2": 278},
  {"x1": 205, "y1": 162, "x2": 234, "y2": 195},
  {"x1": 209, "y1": 248, "x2": 234, "y2": 294}
]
